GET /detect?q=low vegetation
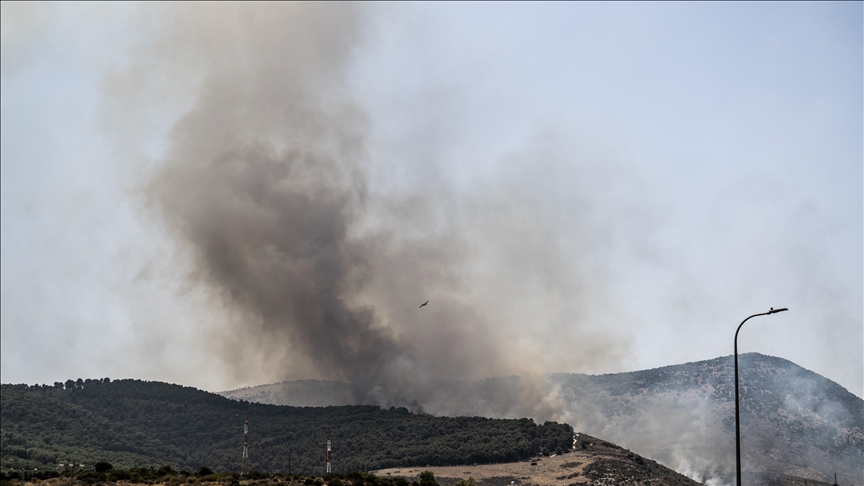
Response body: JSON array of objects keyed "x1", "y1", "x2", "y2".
[{"x1": 0, "y1": 466, "x2": 443, "y2": 486}]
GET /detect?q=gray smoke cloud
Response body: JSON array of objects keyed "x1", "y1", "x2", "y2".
[
  {"x1": 3, "y1": 3, "x2": 859, "y2": 481},
  {"x1": 125, "y1": 3, "x2": 632, "y2": 405}
]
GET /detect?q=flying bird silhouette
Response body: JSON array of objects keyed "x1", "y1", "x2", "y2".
[{"x1": 419, "y1": 301, "x2": 428, "y2": 308}]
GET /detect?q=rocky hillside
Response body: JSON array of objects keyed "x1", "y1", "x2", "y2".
[{"x1": 222, "y1": 353, "x2": 863, "y2": 485}]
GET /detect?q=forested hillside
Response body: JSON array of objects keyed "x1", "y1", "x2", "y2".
[{"x1": 0, "y1": 380, "x2": 573, "y2": 475}]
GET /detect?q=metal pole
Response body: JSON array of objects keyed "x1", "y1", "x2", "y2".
[
  {"x1": 241, "y1": 415, "x2": 249, "y2": 475},
  {"x1": 326, "y1": 428, "x2": 332, "y2": 475},
  {"x1": 734, "y1": 307, "x2": 787, "y2": 486}
]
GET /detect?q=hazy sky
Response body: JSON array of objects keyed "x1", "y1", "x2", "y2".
[{"x1": 2, "y1": 2, "x2": 861, "y2": 398}]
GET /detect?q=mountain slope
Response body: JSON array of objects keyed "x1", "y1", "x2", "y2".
[
  {"x1": 222, "y1": 353, "x2": 864, "y2": 485},
  {"x1": 0, "y1": 380, "x2": 573, "y2": 474},
  {"x1": 552, "y1": 353, "x2": 862, "y2": 485}
]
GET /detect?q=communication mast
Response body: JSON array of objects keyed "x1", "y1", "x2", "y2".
[
  {"x1": 325, "y1": 428, "x2": 332, "y2": 475},
  {"x1": 240, "y1": 415, "x2": 249, "y2": 475}
]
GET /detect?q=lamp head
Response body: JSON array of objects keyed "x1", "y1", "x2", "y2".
[{"x1": 768, "y1": 307, "x2": 789, "y2": 314}]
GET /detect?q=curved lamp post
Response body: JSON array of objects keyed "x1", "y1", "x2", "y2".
[{"x1": 734, "y1": 307, "x2": 788, "y2": 486}]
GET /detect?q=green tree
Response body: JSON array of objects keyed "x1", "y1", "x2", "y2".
[{"x1": 418, "y1": 471, "x2": 438, "y2": 486}]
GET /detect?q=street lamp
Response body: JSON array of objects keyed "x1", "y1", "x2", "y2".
[{"x1": 734, "y1": 307, "x2": 787, "y2": 486}]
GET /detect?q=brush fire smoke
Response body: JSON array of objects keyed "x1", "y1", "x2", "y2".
[
  {"x1": 3, "y1": 3, "x2": 861, "y2": 485},
  {"x1": 133, "y1": 3, "x2": 630, "y2": 407}
]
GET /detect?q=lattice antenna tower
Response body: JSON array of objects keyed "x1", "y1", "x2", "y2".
[
  {"x1": 240, "y1": 415, "x2": 249, "y2": 475},
  {"x1": 325, "y1": 428, "x2": 332, "y2": 475}
]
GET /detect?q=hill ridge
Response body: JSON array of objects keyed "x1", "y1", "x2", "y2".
[
  {"x1": 220, "y1": 353, "x2": 863, "y2": 485},
  {"x1": 0, "y1": 380, "x2": 573, "y2": 475}
]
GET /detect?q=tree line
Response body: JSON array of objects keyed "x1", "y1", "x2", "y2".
[{"x1": 1, "y1": 463, "x2": 453, "y2": 486}]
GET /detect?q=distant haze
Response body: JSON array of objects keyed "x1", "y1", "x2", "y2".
[{"x1": 1, "y1": 3, "x2": 862, "y2": 400}]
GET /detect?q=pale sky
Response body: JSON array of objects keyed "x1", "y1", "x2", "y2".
[{"x1": 1, "y1": 2, "x2": 862, "y2": 398}]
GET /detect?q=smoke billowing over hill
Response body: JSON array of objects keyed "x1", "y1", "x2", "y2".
[
  {"x1": 223, "y1": 354, "x2": 864, "y2": 485},
  {"x1": 127, "y1": 3, "x2": 632, "y2": 405},
  {"x1": 2, "y1": 3, "x2": 861, "y2": 484}
]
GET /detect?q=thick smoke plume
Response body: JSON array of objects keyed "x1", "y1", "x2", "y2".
[{"x1": 130, "y1": 3, "x2": 630, "y2": 407}]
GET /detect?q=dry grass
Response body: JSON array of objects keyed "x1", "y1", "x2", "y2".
[{"x1": 373, "y1": 433, "x2": 700, "y2": 486}]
